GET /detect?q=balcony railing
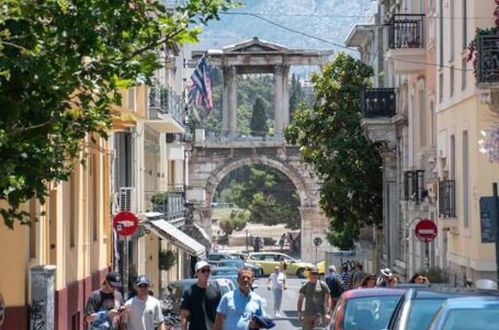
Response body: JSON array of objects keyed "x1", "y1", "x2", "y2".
[
  {"x1": 148, "y1": 84, "x2": 184, "y2": 124},
  {"x1": 404, "y1": 170, "x2": 425, "y2": 204},
  {"x1": 362, "y1": 88, "x2": 396, "y2": 118},
  {"x1": 145, "y1": 189, "x2": 185, "y2": 221},
  {"x1": 388, "y1": 14, "x2": 425, "y2": 49},
  {"x1": 477, "y1": 34, "x2": 499, "y2": 84},
  {"x1": 439, "y1": 180, "x2": 456, "y2": 218}
]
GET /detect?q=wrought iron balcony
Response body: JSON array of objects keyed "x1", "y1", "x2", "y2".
[
  {"x1": 148, "y1": 84, "x2": 184, "y2": 124},
  {"x1": 388, "y1": 14, "x2": 425, "y2": 49},
  {"x1": 404, "y1": 170, "x2": 425, "y2": 204},
  {"x1": 439, "y1": 180, "x2": 456, "y2": 218},
  {"x1": 477, "y1": 34, "x2": 499, "y2": 85},
  {"x1": 145, "y1": 189, "x2": 185, "y2": 221},
  {"x1": 362, "y1": 88, "x2": 396, "y2": 118}
]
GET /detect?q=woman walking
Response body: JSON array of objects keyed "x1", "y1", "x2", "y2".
[{"x1": 267, "y1": 266, "x2": 287, "y2": 317}]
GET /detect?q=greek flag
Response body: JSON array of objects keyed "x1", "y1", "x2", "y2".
[{"x1": 189, "y1": 55, "x2": 213, "y2": 113}]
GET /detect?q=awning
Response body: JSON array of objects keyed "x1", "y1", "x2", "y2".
[
  {"x1": 180, "y1": 223, "x2": 212, "y2": 250},
  {"x1": 145, "y1": 219, "x2": 206, "y2": 257}
]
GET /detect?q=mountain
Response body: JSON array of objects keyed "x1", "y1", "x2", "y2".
[{"x1": 196, "y1": 0, "x2": 373, "y2": 51}]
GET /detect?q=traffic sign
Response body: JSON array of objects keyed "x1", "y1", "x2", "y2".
[
  {"x1": 113, "y1": 211, "x2": 139, "y2": 236},
  {"x1": 414, "y1": 219, "x2": 437, "y2": 242},
  {"x1": 314, "y1": 237, "x2": 323, "y2": 246}
]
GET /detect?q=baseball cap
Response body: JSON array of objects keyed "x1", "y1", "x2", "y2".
[
  {"x1": 328, "y1": 265, "x2": 336, "y2": 272},
  {"x1": 135, "y1": 275, "x2": 150, "y2": 286},
  {"x1": 195, "y1": 260, "x2": 211, "y2": 272},
  {"x1": 106, "y1": 272, "x2": 123, "y2": 288},
  {"x1": 310, "y1": 266, "x2": 319, "y2": 274}
]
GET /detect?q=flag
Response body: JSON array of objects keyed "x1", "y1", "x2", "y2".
[{"x1": 189, "y1": 55, "x2": 213, "y2": 114}]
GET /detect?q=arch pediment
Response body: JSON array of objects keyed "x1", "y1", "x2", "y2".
[{"x1": 223, "y1": 37, "x2": 288, "y2": 53}]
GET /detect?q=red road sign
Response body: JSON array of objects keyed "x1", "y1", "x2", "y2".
[
  {"x1": 113, "y1": 211, "x2": 139, "y2": 236},
  {"x1": 415, "y1": 219, "x2": 438, "y2": 243}
]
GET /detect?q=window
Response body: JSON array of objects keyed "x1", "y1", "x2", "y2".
[
  {"x1": 439, "y1": 0, "x2": 444, "y2": 66},
  {"x1": 450, "y1": 66, "x2": 455, "y2": 97},
  {"x1": 449, "y1": 0, "x2": 455, "y2": 61},
  {"x1": 127, "y1": 87, "x2": 136, "y2": 111},
  {"x1": 91, "y1": 154, "x2": 98, "y2": 241},
  {"x1": 419, "y1": 87, "x2": 426, "y2": 147},
  {"x1": 439, "y1": 180, "x2": 456, "y2": 218},
  {"x1": 462, "y1": 131, "x2": 469, "y2": 227},
  {"x1": 450, "y1": 135, "x2": 456, "y2": 179},
  {"x1": 404, "y1": 170, "x2": 425, "y2": 203},
  {"x1": 462, "y1": 0, "x2": 467, "y2": 49},
  {"x1": 29, "y1": 199, "x2": 37, "y2": 259},
  {"x1": 69, "y1": 174, "x2": 76, "y2": 248},
  {"x1": 439, "y1": 73, "x2": 444, "y2": 103},
  {"x1": 461, "y1": 58, "x2": 467, "y2": 91},
  {"x1": 430, "y1": 101, "x2": 436, "y2": 146}
]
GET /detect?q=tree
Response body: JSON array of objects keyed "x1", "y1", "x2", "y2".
[
  {"x1": 219, "y1": 210, "x2": 248, "y2": 236},
  {"x1": 0, "y1": 0, "x2": 237, "y2": 227},
  {"x1": 289, "y1": 74, "x2": 305, "y2": 118},
  {"x1": 250, "y1": 96, "x2": 268, "y2": 137},
  {"x1": 285, "y1": 52, "x2": 383, "y2": 249}
]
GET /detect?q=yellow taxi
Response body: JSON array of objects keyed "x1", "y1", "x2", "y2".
[
  {"x1": 304, "y1": 260, "x2": 326, "y2": 279},
  {"x1": 246, "y1": 252, "x2": 314, "y2": 278}
]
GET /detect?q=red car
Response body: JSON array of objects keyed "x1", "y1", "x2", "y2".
[{"x1": 330, "y1": 288, "x2": 405, "y2": 330}]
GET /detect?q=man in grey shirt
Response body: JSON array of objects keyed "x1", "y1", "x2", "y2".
[{"x1": 123, "y1": 276, "x2": 164, "y2": 330}]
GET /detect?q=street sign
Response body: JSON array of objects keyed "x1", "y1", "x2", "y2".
[
  {"x1": 113, "y1": 211, "x2": 139, "y2": 236},
  {"x1": 314, "y1": 237, "x2": 323, "y2": 246},
  {"x1": 414, "y1": 219, "x2": 437, "y2": 243},
  {"x1": 480, "y1": 197, "x2": 496, "y2": 243}
]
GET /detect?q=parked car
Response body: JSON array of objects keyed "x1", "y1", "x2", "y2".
[
  {"x1": 168, "y1": 278, "x2": 234, "y2": 314},
  {"x1": 206, "y1": 252, "x2": 236, "y2": 266},
  {"x1": 211, "y1": 266, "x2": 240, "y2": 276},
  {"x1": 228, "y1": 251, "x2": 249, "y2": 261},
  {"x1": 330, "y1": 288, "x2": 405, "y2": 330},
  {"x1": 387, "y1": 287, "x2": 478, "y2": 330},
  {"x1": 304, "y1": 260, "x2": 326, "y2": 278},
  {"x1": 246, "y1": 252, "x2": 314, "y2": 278},
  {"x1": 428, "y1": 296, "x2": 499, "y2": 330},
  {"x1": 218, "y1": 259, "x2": 264, "y2": 277}
]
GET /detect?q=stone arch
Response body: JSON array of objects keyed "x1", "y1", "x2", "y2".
[{"x1": 204, "y1": 155, "x2": 312, "y2": 208}]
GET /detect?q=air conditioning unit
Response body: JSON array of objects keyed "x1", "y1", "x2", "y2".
[{"x1": 119, "y1": 187, "x2": 137, "y2": 212}]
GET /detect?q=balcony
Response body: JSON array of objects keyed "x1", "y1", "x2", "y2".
[
  {"x1": 403, "y1": 170, "x2": 426, "y2": 204},
  {"x1": 386, "y1": 14, "x2": 426, "y2": 75},
  {"x1": 147, "y1": 84, "x2": 185, "y2": 134},
  {"x1": 145, "y1": 189, "x2": 186, "y2": 224},
  {"x1": 439, "y1": 180, "x2": 457, "y2": 231},
  {"x1": 477, "y1": 34, "x2": 499, "y2": 87}
]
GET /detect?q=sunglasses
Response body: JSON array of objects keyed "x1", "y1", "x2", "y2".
[
  {"x1": 199, "y1": 268, "x2": 211, "y2": 274},
  {"x1": 138, "y1": 284, "x2": 149, "y2": 288},
  {"x1": 311, "y1": 272, "x2": 319, "y2": 275}
]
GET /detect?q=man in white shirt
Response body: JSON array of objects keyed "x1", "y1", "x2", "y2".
[
  {"x1": 267, "y1": 266, "x2": 286, "y2": 317},
  {"x1": 124, "y1": 276, "x2": 165, "y2": 330}
]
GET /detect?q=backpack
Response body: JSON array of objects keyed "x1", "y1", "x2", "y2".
[{"x1": 326, "y1": 276, "x2": 344, "y2": 298}]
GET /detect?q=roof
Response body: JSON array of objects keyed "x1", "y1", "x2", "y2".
[
  {"x1": 411, "y1": 287, "x2": 499, "y2": 299},
  {"x1": 444, "y1": 296, "x2": 499, "y2": 309},
  {"x1": 342, "y1": 288, "x2": 406, "y2": 299},
  {"x1": 145, "y1": 219, "x2": 206, "y2": 257}
]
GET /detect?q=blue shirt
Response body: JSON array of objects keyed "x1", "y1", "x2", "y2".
[{"x1": 216, "y1": 289, "x2": 266, "y2": 330}]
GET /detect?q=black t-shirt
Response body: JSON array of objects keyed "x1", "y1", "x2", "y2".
[
  {"x1": 85, "y1": 289, "x2": 124, "y2": 329},
  {"x1": 180, "y1": 283, "x2": 221, "y2": 330}
]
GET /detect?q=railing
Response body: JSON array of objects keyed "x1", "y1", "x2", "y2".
[
  {"x1": 388, "y1": 14, "x2": 425, "y2": 49},
  {"x1": 202, "y1": 130, "x2": 286, "y2": 144},
  {"x1": 477, "y1": 34, "x2": 499, "y2": 84},
  {"x1": 144, "y1": 189, "x2": 185, "y2": 220},
  {"x1": 362, "y1": 88, "x2": 396, "y2": 118},
  {"x1": 439, "y1": 180, "x2": 456, "y2": 218},
  {"x1": 148, "y1": 84, "x2": 185, "y2": 124},
  {"x1": 404, "y1": 170, "x2": 425, "y2": 204}
]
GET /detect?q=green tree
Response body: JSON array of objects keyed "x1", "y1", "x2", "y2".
[
  {"x1": 0, "y1": 0, "x2": 238, "y2": 227},
  {"x1": 286, "y1": 52, "x2": 383, "y2": 249},
  {"x1": 250, "y1": 97, "x2": 268, "y2": 137},
  {"x1": 219, "y1": 209, "x2": 248, "y2": 235},
  {"x1": 289, "y1": 74, "x2": 304, "y2": 118}
]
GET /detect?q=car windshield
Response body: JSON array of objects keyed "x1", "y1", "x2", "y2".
[
  {"x1": 219, "y1": 260, "x2": 243, "y2": 268},
  {"x1": 343, "y1": 296, "x2": 401, "y2": 330},
  {"x1": 212, "y1": 268, "x2": 239, "y2": 275},
  {"x1": 442, "y1": 309, "x2": 499, "y2": 330},
  {"x1": 406, "y1": 299, "x2": 446, "y2": 330}
]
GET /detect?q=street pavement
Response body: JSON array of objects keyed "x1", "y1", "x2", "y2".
[{"x1": 253, "y1": 277, "x2": 330, "y2": 330}]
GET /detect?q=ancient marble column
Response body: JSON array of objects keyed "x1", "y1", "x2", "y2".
[
  {"x1": 274, "y1": 65, "x2": 284, "y2": 139},
  {"x1": 222, "y1": 66, "x2": 237, "y2": 138}
]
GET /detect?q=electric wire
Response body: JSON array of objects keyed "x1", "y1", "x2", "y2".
[{"x1": 220, "y1": 12, "x2": 475, "y2": 72}]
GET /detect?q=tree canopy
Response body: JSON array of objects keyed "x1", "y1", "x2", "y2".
[
  {"x1": 250, "y1": 96, "x2": 268, "y2": 137},
  {"x1": 285, "y1": 52, "x2": 383, "y2": 249},
  {"x1": 0, "y1": 0, "x2": 237, "y2": 227}
]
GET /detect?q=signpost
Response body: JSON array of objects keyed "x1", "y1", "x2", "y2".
[
  {"x1": 313, "y1": 237, "x2": 322, "y2": 264},
  {"x1": 414, "y1": 219, "x2": 438, "y2": 243},
  {"x1": 113, "y1": 211, "x2": 139, "y2": 299}
]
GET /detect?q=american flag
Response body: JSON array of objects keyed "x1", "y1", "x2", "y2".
[{"x1": 189, "y1": 55, "x2": 213, "y2": 114}]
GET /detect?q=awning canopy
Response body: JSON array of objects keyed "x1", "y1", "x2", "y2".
[
  {"x1": 145, "y1": 219, "x2": 206, "y2": 257},
  {"x1": 180, "y1": 223, "x2": 212, "y2": 250}
]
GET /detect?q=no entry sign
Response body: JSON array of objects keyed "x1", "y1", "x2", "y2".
[
  {"x1": 113, "y1": 211, "x2": 139, "y2": 236},
  {"x1": 415, "y1": 219, "x2": 438, "y2": 243}
]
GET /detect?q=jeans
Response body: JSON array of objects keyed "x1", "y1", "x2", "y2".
[{"x1": 272, "y1": 288, "x2": 283, "y2": 314}]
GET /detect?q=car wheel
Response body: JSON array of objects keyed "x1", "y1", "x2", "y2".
[{"x1": 297, "y1": 268, "x2": 305, "y2": 278}]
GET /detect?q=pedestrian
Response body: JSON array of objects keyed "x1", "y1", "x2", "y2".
[
  {"x1": 325, "y1": 265, "x2": 344, "y2": 309},
  {"x1": 297, "y1": 266, "x2": 332, "y2": 330},
  {"x1": 279, "y1": 234, "x2": 286, "y2": 252},
  {"x1": 409, "y1": 273, "x2": 430, "y2": 284},
  {"x1": 84, "y1": 271, "x2": 125, "y2": 329},
  {"x1": 359, "y1": 274, "x2": 377, "y2": 288},
  {"x1": 180, "y1": 261, "x2": 221, "y2": 330},
  {"x1": 348, "y1": 262, "x2": 366, "y2": 289},
  {"x1": 387, "y1": 274, "x2": 399, "y2": 287},
  {"x1": 339, "y1": 264, "x2": 350, "y2": 290},
  {"x1": 267, "y1": 266, "x2": 287, "y2": 317},
  {"x1": 377, "y1": 268, "x2": 393, "y2": 287},
  {"x1": 214, "y1": 267, "x2": 266, "y2": 330},
  {"x1": 123, "y1": 275, "x2": 164, "y2": 330}
]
